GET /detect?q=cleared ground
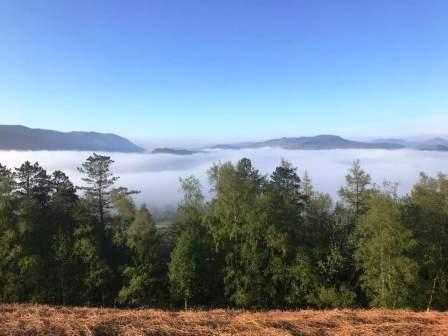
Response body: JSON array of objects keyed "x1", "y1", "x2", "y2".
[{"x1": 1, "y1": 304, "x2": 448, "y2": 336}]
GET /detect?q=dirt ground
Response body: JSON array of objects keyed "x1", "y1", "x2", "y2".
[{"x1": 1, "y1": 304, "x2": 447, "y2": 336}]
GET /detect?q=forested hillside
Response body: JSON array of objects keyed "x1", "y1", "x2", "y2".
[
  {"x1": 0, "y1": 154, "x2": 447, "y2": 311},
  {"x1": 0, "y1": 125, "x2": 144, "y2": 152}
]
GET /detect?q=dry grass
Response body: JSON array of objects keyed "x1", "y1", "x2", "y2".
[{"x1": 0, "y1": 304, "x2": 447, "y2": 336}]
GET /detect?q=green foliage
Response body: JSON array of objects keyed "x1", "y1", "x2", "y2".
[
  {"x1": 49, "y1": 171, "x2": 80, "y2": 305},
  {"x1": 312, "y1": 286, "x2": 357, "y2": 308},
  {"x1": 110, "y1": 187, "x2": 137, "y2": 246},
  {"x1": 285, "y1": 253, "x2": 316, "y2": 306},
  {"x1": 0, "y1": 163, "x2": 11, "y2": 178},
  {"x1": 73, "y1": 201, "x2": 112, "y2": 305},
  {"x1": 0, "y1": 174, "x2": 23, "y2": 302},
  {"x1": 207, "y1": 159, "x2": 278, "y2": 307},
  {"x1": 407, "y1": 173, "x2": 448, "y2": 310},
  {"x1": 169, "y1": 229, "x2": 196, "y2": 304},
  {"x1": 169, "y1": 177, "x2": 223, "y2": 309},
  {"x1": 339, "y1": 159, "x2": 372, "y2": 218},
  {"x1": 355, "y1": 189, "x2": 417, "y2": 308},
  {"x1": 117, "y1": 206, "x2": 164, "y2": 306},
  {"x1": 78, "y1": 153, "x2": 119, "y2": 233},
  {"x1": 0, "y1": 155, "x2": 447, "y2": 311}
]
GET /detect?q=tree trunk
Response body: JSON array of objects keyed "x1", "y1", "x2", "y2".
[
  {"x1": 99, "y1": 194, "x2": 104, "y2": 233},
  {"x1": 184, "y1": 296, "x2": 188, "y2": 311},
  {"x1": 427, "y1": 273, "x2": 439, "y2": 312},
  {"x1": 60, "y1": 277, "x2": 66, "y2": 306},
  {"x1": 101, "y1": 287, "x2": 105, "y2": 307}
]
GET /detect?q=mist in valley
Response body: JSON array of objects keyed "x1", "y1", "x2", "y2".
[{"x1": 1, "y1": 148, "x2": 446, "y2": 209}]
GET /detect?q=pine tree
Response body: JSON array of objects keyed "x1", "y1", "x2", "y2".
[
  {"x1": 0, "y1": 170, "x2": 22, "y2": 302},
  {"x1": 49, "y1": 171, "x2": 80, "y2": 305},
  {"x1": 12, "y1": 161, "x2": 52, "y2": 302},
  {"x1": 78, "y1": 154, "x2": 119, "y2": 235},
  {"x1": 268, "y1": 160, "x2": 306, "y2": 247},
  {"x1": 339, "y1": 160, "x2": 372, "y2": 218},
  {"x1": 73, "y1": 200, "x2": 112, "y2": 306},
  {"x1": 302, "y1": 171, "x2": 313, "y2": 200},
  {"x1": 14, "y1": 161, "x2": 52, "y2": 207},
  {"x1": 0, "y1": 163, "x2": 11, "y2": 178}
]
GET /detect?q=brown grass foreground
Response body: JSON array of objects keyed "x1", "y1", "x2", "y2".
[{"x1": 1, "y1": 305, "x2": 448, "y2": 336}]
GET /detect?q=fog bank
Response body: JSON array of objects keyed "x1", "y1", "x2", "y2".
[{"x1": 0, "y1": 149, "x2": 447, "y2": 208}]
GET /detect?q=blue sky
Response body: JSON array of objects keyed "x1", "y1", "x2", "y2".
[{"x1": 1, "y1": 0, "x2": 447, "y2": 143}]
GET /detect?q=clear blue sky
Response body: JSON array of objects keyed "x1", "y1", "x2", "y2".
[{"x1": 1, "y1": 0, "x2": 447, "y2": 142}]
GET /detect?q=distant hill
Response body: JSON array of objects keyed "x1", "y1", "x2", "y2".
[
  {"x1": 415, "y1": 143, "x2": 448, "y2": 152},
  {"x1": 152, "y1": 148, "x2": 202, "y2": 155},
  {"x1": 373, "y1": 137, "x2": 448, "y2": 152},
  {"x1": 165, "y1": 135, "x2": 448, "y2": 155},
  {"x1": 372, "y1": 138, "x2": 416, "y2": 147},
  {"x1": 420, "y1": 137, "x2": 448, "y2": 147},
  {"x1": 5, "y1": 126, "x2": 446, "y2": 154},
  {"x1": 0, "y1": 125, "x2": 144, "y2": 152},
  {"x1": 214, "y1": 135, "x2": 404, "y2": 150}
]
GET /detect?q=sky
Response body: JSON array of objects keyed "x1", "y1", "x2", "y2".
[{"x1": 1, "y1": 0, "x2": 447, "y2": 144}]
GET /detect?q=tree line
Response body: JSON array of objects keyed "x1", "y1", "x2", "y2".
[{"x1": 0, "y1": 154, "x2": 447, "y2": 311}]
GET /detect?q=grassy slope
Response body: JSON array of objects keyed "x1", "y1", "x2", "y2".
[{"x1": 1, "y1": 304, "x2": 448, "y2": 336}]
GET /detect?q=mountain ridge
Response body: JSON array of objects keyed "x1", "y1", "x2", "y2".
[
  {"x1": 155, "y1": 135, "x2": 448, "y2": 154},
  {"x1": 2, "y1": 126, "x2": 447, "y2": 154},
  {"x1": 211, "y1": 135, "x2": 405, "y2": 151},
  {"x1": 0, "y1": 125, "x2": 144, "y2": 152}
]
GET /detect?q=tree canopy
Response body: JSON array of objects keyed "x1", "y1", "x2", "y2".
[{"x1": 0, "y1": 155, "x2": 446, "y2": 311}]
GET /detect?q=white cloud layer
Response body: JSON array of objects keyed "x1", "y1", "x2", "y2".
[{"x1": 0, "y1": 149, "x2": 447, "y2": 209}]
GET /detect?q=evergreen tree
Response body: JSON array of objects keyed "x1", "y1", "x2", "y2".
[
  {"x1": 117, "y1": 205, "x2": 164, "y2": 306},
  {"x1": 73, "y1": 200, "x2": 112, "y2": 306},
  {"x1": 14, "y1": 161, "x2": 52, "y2": 207},
  {"x1": 313, "y1": 201, "x2": 359, "y2": 307},
  {"x1": 265, "y1": 160, "x2": 313, "y2": 307},
  {"x1": 48, "y1": 171, "x2": 80, "y2": 305},
  {"x1": 78, "y1": 154, "x2": 119, "y2": 235},
  {"x1": 302, "y1": 171, "x2": 313, "y2": 200},
  {"x1": 334, "y1": 160, "x2": 374, "y2": 306},
  {"x1": 108, "y1": 187, "x2": 139, "y2": 297},
  {"x1": 299, "y1": 173, "x2": 357, "y2": 308},
  {"x1": 0, "y1": 170, "x2": 22, "y2": 302},
  {"x1": 0, "y1": 163, "x2": 11, "y2": 178},
  {"x1": 2, "y1": 155, "x2": 448, "y2": 311},
  {"x1": 12, "y1": 161, "x2": 52, "y2": 302},
  {"x1": 268, "y1": 160, "x2": 306, "y2": 246},
  {"x1": 339, "y1": 160, "x2": 372, "y2": 218}
]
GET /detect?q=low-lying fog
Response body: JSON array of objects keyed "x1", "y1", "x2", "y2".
[{"x1": 1, "y1": 149, "x2": 447, "y2": 209}]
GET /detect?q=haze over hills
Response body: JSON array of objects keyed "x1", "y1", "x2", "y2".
[
  {"x1": 371, "y1": 138, "x2": 416, "y2": 147},
  {"x1": 212, "y1": 135, "x2": 404, "y2": 150},
  {"x1": 1, "y1": 125, "x2": 447, "y2": 154},
  {"x1": 153, "y1": 134, "x2": 448, "y2": 154},
  {"x1": 0, "y1": 125, "x2": 144, "y2": 152},
  {"x1": 234, "y1": 135, "x2": 448, "y2": 151},
  {"x1": 420, "y1": 137, "x2": 448, "y2": 147},
  {"x1": 151, "y1": 148, "x2": 203, "y2": 155}
]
